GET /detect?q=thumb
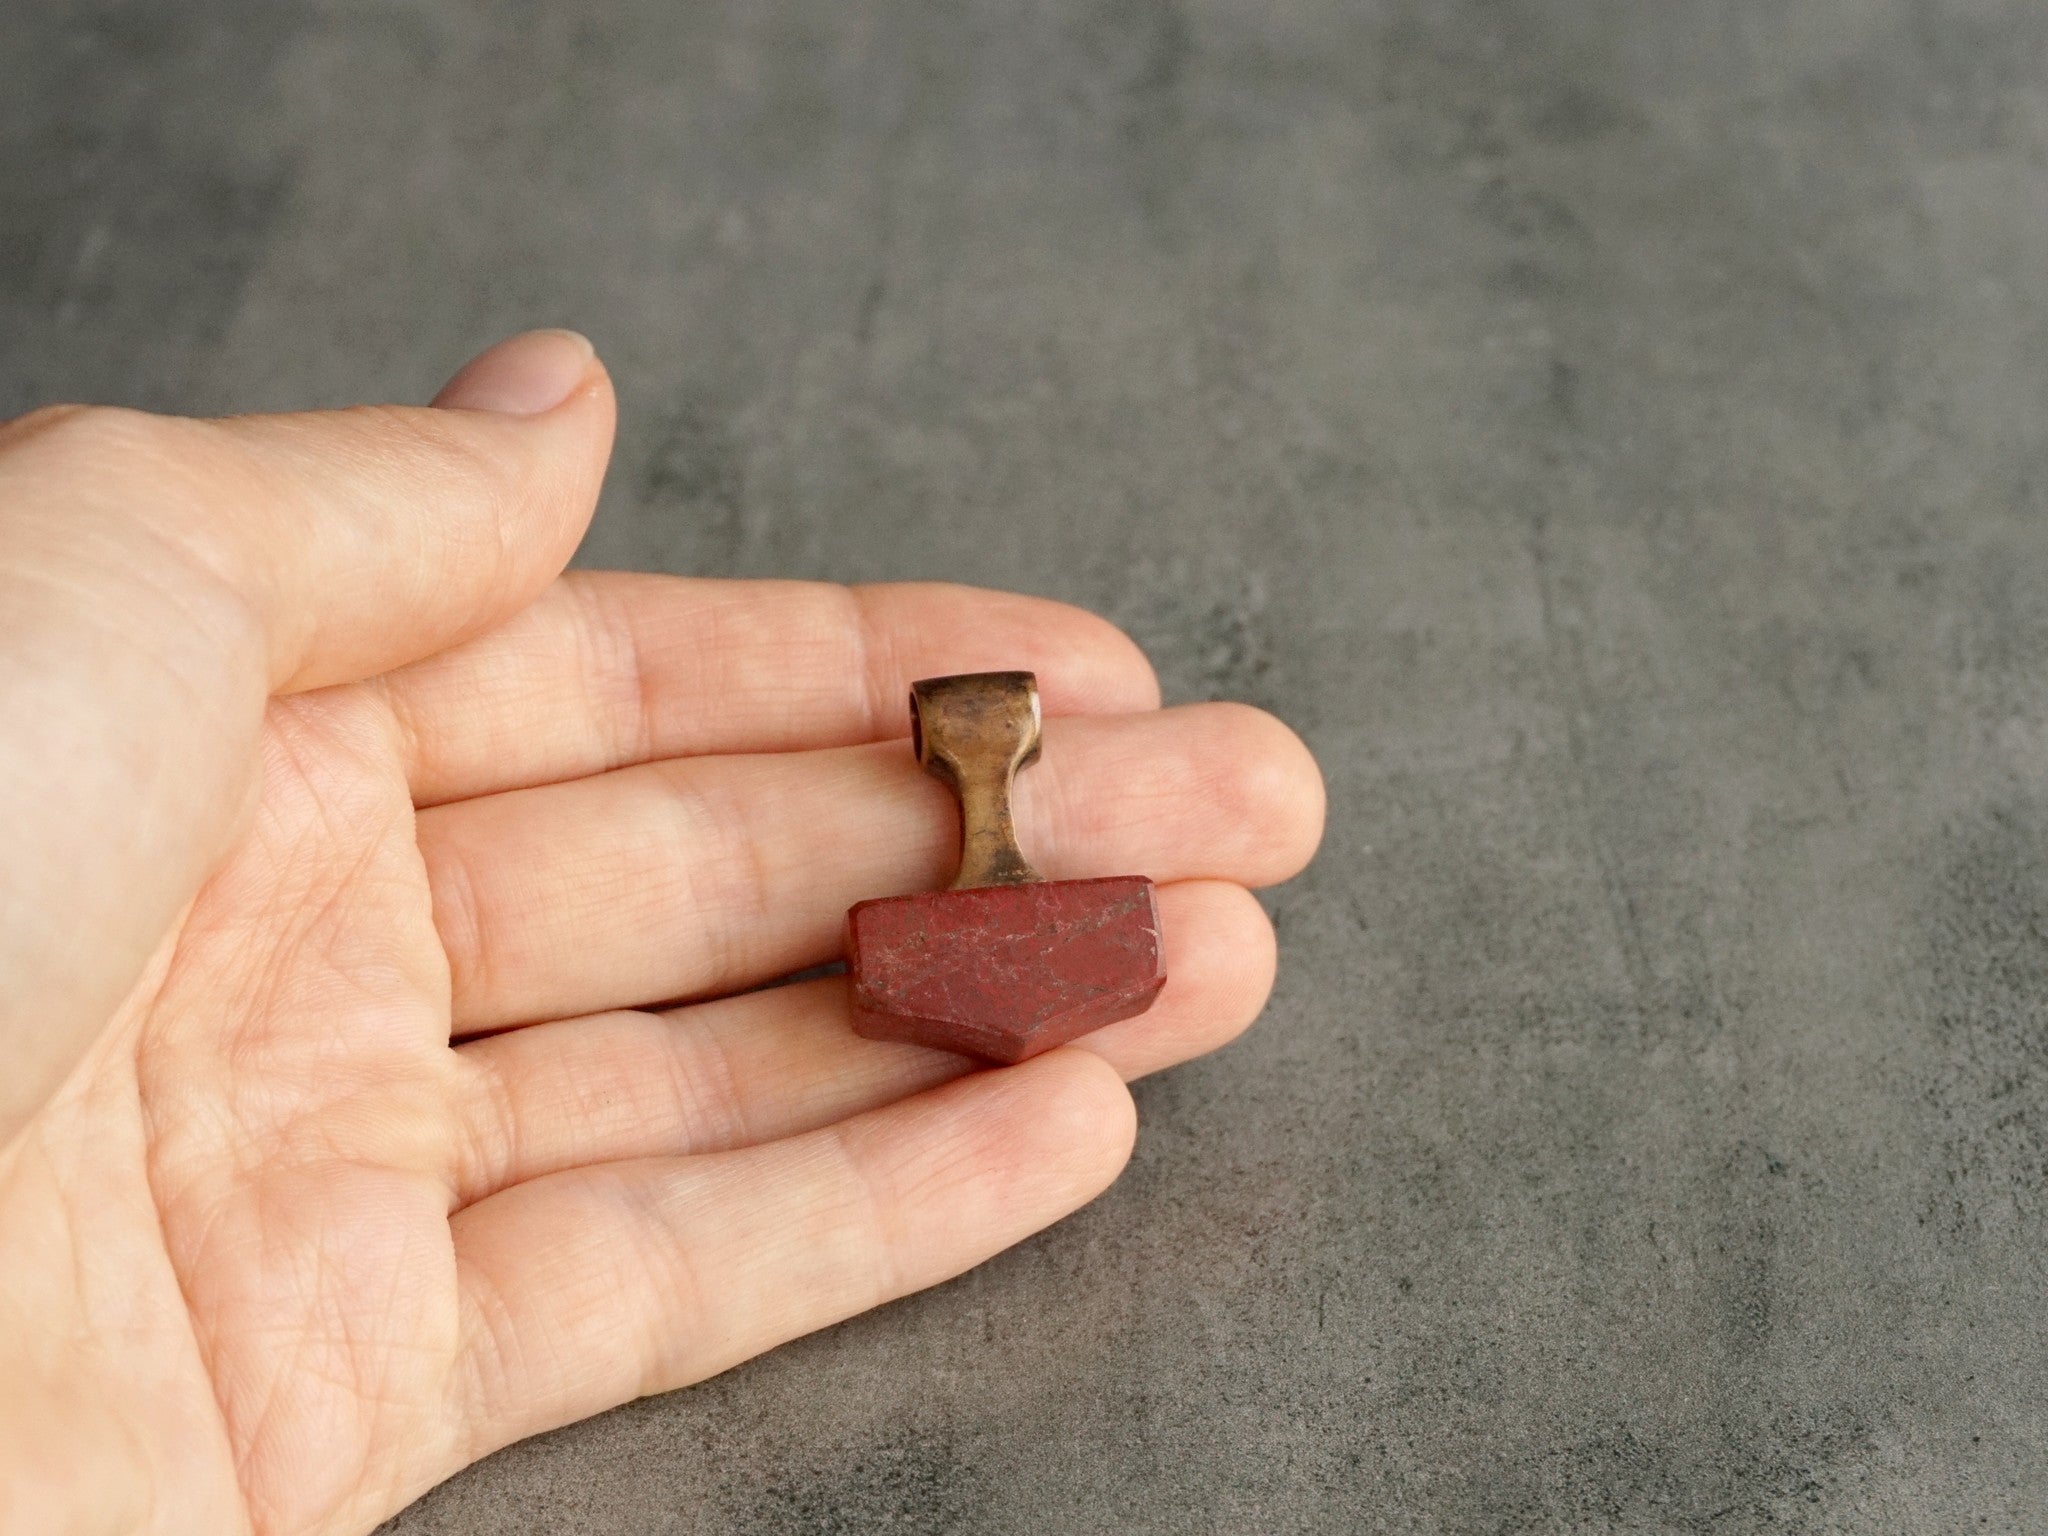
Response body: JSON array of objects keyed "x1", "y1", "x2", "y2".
[{"x1": 0, "y1": 329, "x2": 616, "y2": 1142}]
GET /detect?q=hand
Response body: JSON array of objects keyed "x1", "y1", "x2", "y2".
[{"x1": 0, "y1": 331, "x2": 1324, "y2": 1536}]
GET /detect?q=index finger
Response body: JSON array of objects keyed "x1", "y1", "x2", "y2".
[{"x1": 378, "y1": 574, "x2": 1162, "y2": 805}]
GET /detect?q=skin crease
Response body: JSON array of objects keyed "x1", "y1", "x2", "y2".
[{"x1": 0, "y1": 331, "x2": 1326, "y2": 1536}]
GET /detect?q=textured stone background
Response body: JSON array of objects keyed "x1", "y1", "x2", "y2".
[{"x1": 8, "y1": 1, "x2": 2048, "y2": 1530}]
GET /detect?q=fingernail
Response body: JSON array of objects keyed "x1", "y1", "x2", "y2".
[{"x1": 433, "y1": 329, "x2": 595, "y2": 415}]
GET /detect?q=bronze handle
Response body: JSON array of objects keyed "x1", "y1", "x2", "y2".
[{"x1": 910, "y1": 671, "x2": 1045, "y2": 889}]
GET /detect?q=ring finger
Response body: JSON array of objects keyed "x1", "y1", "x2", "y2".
[{"x1": 443, "y1": 878, "x2": 1275, "y2": 1207}]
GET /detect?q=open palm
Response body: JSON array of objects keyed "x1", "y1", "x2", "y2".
[{"x1": 0, "y1": 333, "x2": 1322, "y2": 1536}]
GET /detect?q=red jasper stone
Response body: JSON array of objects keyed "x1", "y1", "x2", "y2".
[{"x1": 847, "y1": 875, "x2": 1167, "y2": 1063}]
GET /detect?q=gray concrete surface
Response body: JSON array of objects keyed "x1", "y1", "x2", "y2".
[{"x1": 7, "y1": 1, "x2": 2048, "y2": 1529}]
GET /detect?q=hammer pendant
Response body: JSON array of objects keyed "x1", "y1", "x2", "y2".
[{"x1": 845, "y1": 671, "x2": 1168, "y2": 1063}]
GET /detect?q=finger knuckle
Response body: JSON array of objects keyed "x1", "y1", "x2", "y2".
[
  {"x1": 1205, "y1": 704, "x2": 1325, "y2": 867},
  {"x1": 1081, "y1": 611, "x2": 1161, "y2": 698},
  {"x1": 2, "y1": 404, "x2": 243, "y2": 547},
  {"x1": 1, "y1": 400, "x2": 93, "y2": 443},
  {"x1": 4, "y1": 401, "x2": 183, "y2": 470},
  {"x1": 0, "y1": 405, "x2": 268, "y2": 647}
]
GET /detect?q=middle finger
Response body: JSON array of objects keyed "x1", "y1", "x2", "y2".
[{"x1": 420, "y1": 702, "x2": 1321, "y2": 1033}]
